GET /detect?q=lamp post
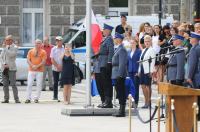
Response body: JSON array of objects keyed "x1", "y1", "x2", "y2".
[{"x1": 158, "y1": 0, "x2": 162, "y2": 25}]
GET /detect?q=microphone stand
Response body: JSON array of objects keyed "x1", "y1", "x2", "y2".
[
  {"x1": 137, "y1": 48, "x2": 185, "y2": 131},
  {"x1": 138, "y1": 56, "x2": 152, "y2": 132}
]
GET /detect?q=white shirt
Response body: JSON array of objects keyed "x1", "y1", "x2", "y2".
[
  {"x1": 123, "y1": 40, "x2": 131, "y2": 52},
  {"x1": 152, "y1": 35, "x2": 160, "y2": 54},
  {"x1": 130, "y1": 49, "x2": 135, "y2": 58}
]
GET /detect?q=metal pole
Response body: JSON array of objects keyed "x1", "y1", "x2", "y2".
[
  {"x1": 86, "y1": 0, "x2": 92, "y2": 106},
  {"x1": 193, "y1": 102, "x2": 198, "y2": 132},
  {"x1": 157, "y1": 98, "x2": 161, "y2": 132},
  {"x1": 158, "y1": 0, "x2": 162, "y2": 25},
  {"x1": 171, "y1": 99, "x2": 175, "y2": 132},
  {"x1": 128, "y1": 94, "x2": 132, "y2": 132}
]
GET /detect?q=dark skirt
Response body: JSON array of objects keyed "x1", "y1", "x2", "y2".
[
  {"x1": 61, "y1": 78, "x2": 74, "y2": 85},
  {"x1": 140, "y1": 65, "x2": 152, "y2": 86}
]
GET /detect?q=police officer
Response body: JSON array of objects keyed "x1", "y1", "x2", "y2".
[
  {"x1": 167, "y1": 34, "x2": 185, "y2": 86},
  {"x1": 98, "y1": 24, "x2": 114, "y2": 108},
  {"x1": 112, "y1": 33, "x2": 128, "y2": 117},
  {"x1": 186, "y1": 32, "x2": 200, "y2": 119}
]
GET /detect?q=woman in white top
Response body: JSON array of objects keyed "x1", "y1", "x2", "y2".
[
  {"x1": 138, "y1": 35, "x2": 156, "y2": 108},
  {"x1": 123, "y1": 25, "x2": 134, "y2": 52},
  {"x1": 152, "y1": 25, "x2": 161, "y2": 83}
]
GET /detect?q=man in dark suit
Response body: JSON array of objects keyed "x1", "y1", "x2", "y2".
[
  {"x1": 112, "y1": 33, "x2": 128, "y2": 117},
  {"x1": 186, "y1": 32, "x2": 200, "y2": 120},
  {"x1": 115, "y1": 15, "x2": 127, "y2": 34},
  {"x1": 167, "y1": 34, "x2": 185, "y2": 86},
  {"x1": 98, "y1": 24, "x2": 114, "y2": 108}
]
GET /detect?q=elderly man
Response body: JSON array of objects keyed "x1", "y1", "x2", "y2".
[
  {"x1": 112, "y1": 33, "x2": 127, "y2": 117},
  {"x1": 41, "y1": 36, "x2": 54, "y2": 91},
  {"x1": 0, "y1": 35, "x2": 20, "y2": 103},
  {"x1": 25, "y1": 39, "x2": 47, "y2": 103},
  {"x1": 50, "y1": 36, "x2": 65, "y2": 100},
  {"x1": 167, "y1": 34, "x2": 185, "y2": 86}
]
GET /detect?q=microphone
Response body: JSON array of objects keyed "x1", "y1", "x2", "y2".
[
  {"x1": 160, "y1": 45, "x2": 174, "y2": 50},
  {"x1": 168, "y1": 47, "x2": 187, "y2": 54}
]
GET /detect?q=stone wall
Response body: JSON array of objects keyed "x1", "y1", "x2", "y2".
[
  {"x1": 49, "y1": 0, "x2": 109, "y2": 44},
  {"x1": 0, "y1": 0, "x2": 20, "y2": 43}
]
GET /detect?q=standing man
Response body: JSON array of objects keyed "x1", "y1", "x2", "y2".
[
  {"x1": 186, "y1": 32, "x2": 200, "y2": 119},
  {"x1": 98, "y1": 24, "x2": 114, "y2": 108},
  {"x1": 0, "y1": 35, "x2": 20, "y2": 103},
  {"x1": 167, "y1": 34, "x2": 185, "y2": 86},
  {"x1": 41, "y1": 36, "x2": 54, "y2": 91},
  {"x1": 50, "y1": 36, "x2": 65, "y2": 100},
  {"x1": 25, "y1": 39, "x2": 47, "y2": 103},
  {"x1": 112, "y1": 33, "x2": 127, "y2": 117},
  {"x1": 115, "y1": 15, "x2": 127, "y2": 34}
]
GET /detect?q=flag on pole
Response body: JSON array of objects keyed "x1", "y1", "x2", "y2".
[{"x1": 91, "y1": 11, "x2": 103, "y2": 54}]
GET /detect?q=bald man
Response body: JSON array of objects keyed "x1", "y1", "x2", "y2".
[{"x1": 0, "y1": 35, "x2": 20, "y2": 103}]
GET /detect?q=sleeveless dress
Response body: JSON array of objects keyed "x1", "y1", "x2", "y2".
[{"x1": 61, "y1": 55, "x2": 74, "y2": 85}]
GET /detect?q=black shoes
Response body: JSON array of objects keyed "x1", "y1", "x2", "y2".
[
  {"x1": 113, "y1": 105, "x2": 126, "y2": 117},
  {"x1": 42, "y1": 88, "x2": 46, "y2": 91},
  {"x1": 49, "y1": 87, "x2": 53, "y2": 91},
  {"x1": 101, "y1": 103, "x2": 113, "y2": 108},
  {"x1": 1, "y1": 100, "x2": 21, "y2": 103},
  {"x1": 1, "y1": 100, "x2": 9, "y2": 103},
  {"x1": 34, "y1": 99, "x2": 39, "y2": 103},
  {"x1": 25, "y1": 99, "x2": 31, "y2": 103},
  {"x1": 15, "y1": 100, "x2": 21, "y2": 103}
]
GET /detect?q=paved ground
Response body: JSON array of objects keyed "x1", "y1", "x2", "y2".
[{"x1": 0, "y1": 80, "x2": 198, "y2": 132}]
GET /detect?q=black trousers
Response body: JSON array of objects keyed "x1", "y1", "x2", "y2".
[
  {"x1": 115, "y1": 77, "x2": 126, "y2": 105},
  {"x1": 170, "y1": 80, "x2": 184, "y2": 86},
  {"x1": 53, "y1": 71, "x2": 60, "y2": 99},
  {"x1": 95, "y1": 73, "x2": 105, "y2": 102},
  {"x1": 100, "y1": 67, "x2": 113, "y2": 98}
]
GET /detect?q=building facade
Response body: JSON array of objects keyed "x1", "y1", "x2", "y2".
[{"x1": 0, "y1": 0, "x2": 109, "y2": 46}]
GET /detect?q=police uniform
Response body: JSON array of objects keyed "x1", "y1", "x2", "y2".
[
  {"x1": 98, "y1": 24, "x2": 114, "y2": 108},
  {"x1": 186, "y1": 32, "x2": 200, "y2": 120},
  {"x1": 187, "y1": 32, "x2": 200, "y2": 88},
  {"x1": 112, "y1": 33, "x2": 127, "y2": 117},
  {"x1": 167, "y1": 34, "x2": 185, "y2": 86}
]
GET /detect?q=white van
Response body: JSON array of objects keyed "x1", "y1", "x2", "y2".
[{"x1": 62, "y1": 14, "x2": 174, "y2": 63}]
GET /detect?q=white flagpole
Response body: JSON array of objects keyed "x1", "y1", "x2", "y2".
[{"x1": 86, "y1": 0, "x2": 92, "y2": 106}]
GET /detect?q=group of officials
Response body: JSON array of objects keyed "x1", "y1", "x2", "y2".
[{"x1": 93, "y1": 20, "x2": 200, "y2": 117}]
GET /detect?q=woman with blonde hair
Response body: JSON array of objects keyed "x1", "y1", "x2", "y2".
[
  {"x1": 138, "y1": 35, "x2": 156, "y2": 108},
  {"x1": 61, "y1": 44, "x2": 75, "y2": 105},
  {"x1": 123, "y1": 25, "x2": 134, "y2": 51}
]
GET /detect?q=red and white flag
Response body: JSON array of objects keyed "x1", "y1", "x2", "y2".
[{"x1": 91, "y1": 11, "x2": 103, "y2": 54}]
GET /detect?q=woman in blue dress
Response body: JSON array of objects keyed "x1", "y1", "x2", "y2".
[{"x1": 61, "y1": 44, "x2": 75, "y2": 105}]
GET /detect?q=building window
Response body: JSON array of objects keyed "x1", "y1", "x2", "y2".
[
  {"x1": 22, "y1": 0, "x2": 44, "y2": 46},
  {"x1": 109, "y1": 0, "x2": 128, "y2": 7}
]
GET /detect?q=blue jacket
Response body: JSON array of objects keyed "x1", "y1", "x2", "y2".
[{"x1": 127, "y1": 48, "x2": 141, "y2": 73}]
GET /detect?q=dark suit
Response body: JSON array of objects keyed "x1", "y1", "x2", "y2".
[
  {"x1": 112, "y1": 44, "x2": 127, "y2": 105},
  {"x1": 127, "y1": 48, "x2": 141, "y2": 105},
  {"x1": 99, "y1": 35, "x2": 114, "y2": 105}
]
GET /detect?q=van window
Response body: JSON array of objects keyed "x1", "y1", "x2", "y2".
[
  {"x1": 72, "y1": 31, "x2": 86, "y2": 48},
  {"x1": 63, "y1": 29, "x2": 78, "y2": 44}
]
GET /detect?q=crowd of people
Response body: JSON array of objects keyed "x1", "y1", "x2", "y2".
[
  {"x1": 1, "y1": 14, "x2": 200, "y2": 118},
  {"x1": 0, "y1": 35, "x2": 75, "y2": 105},
  {"x1": 92, "y1": 15, "x2": 200, "y2": 117}
]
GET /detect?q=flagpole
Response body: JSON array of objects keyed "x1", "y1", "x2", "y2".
[{"x1": 86, "y1": 0, "x2": 92, "y2": 106}]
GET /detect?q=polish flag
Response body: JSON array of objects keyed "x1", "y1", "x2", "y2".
[{"x1": 91, "y1": 11, "x2": 103, "y2": 54}]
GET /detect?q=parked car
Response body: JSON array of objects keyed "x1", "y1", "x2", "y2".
[{"x1": 0, "y1": 47, "x2": 32, "y2": 85}]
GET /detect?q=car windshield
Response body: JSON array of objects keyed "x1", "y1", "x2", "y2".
[
  {"x1": 17, "y1": 48, "x2": 31, "y2": 58},
  {"x1": 63, "y1": 29, "x2": 78, "y2": 44}
]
